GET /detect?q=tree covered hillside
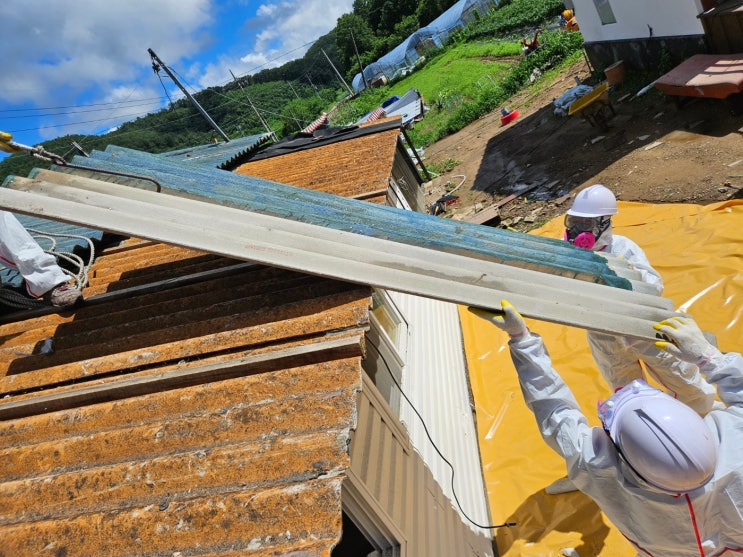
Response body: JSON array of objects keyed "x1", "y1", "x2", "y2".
[{"x1": 0, "y1": 0, "x2": 568, "y2": 184}]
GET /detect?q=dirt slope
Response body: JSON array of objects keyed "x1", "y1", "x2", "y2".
[{"x1": 422, "y1": 57, "x2": 743, "y2": 230}]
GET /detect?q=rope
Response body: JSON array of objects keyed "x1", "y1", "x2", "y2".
[
  {"x1": 0, "y1": 288, "x2": 48, "y2": 310},
  {"x1": 27, "y1": 228, "x2": 95, "y2": 291}
]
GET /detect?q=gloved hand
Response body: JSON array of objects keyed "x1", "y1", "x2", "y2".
[
  {"x1": 468, "y1": 300, "x2": 529, "y2": 340},
  {"x1": 654, "y1": 315, "x2": 722, "y2": 366}
]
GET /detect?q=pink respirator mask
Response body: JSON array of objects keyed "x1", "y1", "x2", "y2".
[{"x1": 563, "y1": 215, "x2": 609, "y2": 249}]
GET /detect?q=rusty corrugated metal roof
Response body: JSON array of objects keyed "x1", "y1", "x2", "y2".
[
  {"x1": 235, "y1": 127, "x2": 397, "y2": 201},
  {"x1": 233, "y1": 118, "x2": 404, "y2": 203},
  {"x1": 0, "y1": 235, "x2": 372, "y2": 554}
]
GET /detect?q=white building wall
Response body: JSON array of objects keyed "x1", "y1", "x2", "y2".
[
  {"x1": 388, "y1": 290, "x2": 492, "y2": 536},
  {"x1": 573, "y1": 0, "x2": 705, "y2": 43}
]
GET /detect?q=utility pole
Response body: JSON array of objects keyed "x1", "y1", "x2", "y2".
[
  {"x1": 287, "y1": 81, "x2": 301, "y2": 101},
  {"x1": 321, "y1": 48, "x2": 354, "y2": 96},
  {"x1": 305, "y1": 74, "x2": 318, "y2": 93},
  {"x1": 148, "y1": 48, "x2": 230, "y2": 143},
  {"x1": 350, "y1": 30, "x2": 369, "y2": 90},
  {"x1": 229, "y1": 69, "x2": 277, "y2": 141}
]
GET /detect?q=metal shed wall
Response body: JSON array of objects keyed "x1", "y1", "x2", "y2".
[
  {"x1": 389, "y1": 291, "x2": 492, "y2": 537},
  {"x1": 349, "y1": 374, "x2": 496, "y2": 556}
]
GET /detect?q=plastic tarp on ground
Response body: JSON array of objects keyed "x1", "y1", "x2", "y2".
[
  {"x1": 352, "y1": 0, "x2": 499, "y2": 91},
  {"x1": 461, "y1": 200, "x2": 743, "y2": 556}
]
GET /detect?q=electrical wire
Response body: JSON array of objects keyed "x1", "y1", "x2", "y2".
[
  {"x1": 0, "y1": 99, "x2": 163, "y2": 119},
  {"x1": 364, "y1": 338, "x2": 516, "y2": 531},
  {"x1": 2, "y1": 38, "x2": 341, "y2": 154}
]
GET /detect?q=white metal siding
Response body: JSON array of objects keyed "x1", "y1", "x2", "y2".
[
  {"x1": 388, "y1": 290, "x2": 492, "y2": 537},
  {"x1": 573, "y1": 0, "x2": 704, "y2": 42},
  {"x1": 349, "y1": 375, "x2": 495, "y2": 556}
]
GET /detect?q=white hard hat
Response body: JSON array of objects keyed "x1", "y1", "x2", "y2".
[
  {"x1": 567, "y1": 184, "x2": 618, "y2": 217},
  {"x1": 599, "y1": 380, "x2": 718, "y2": 493}
]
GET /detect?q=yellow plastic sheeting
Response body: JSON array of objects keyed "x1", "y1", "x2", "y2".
[{"x1": 461, "y1": 200, "x2": 743, "y2": 557}]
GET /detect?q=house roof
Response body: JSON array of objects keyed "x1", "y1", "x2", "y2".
[
  {"x1": 233, "y1": 118, "x2": 403, "y2": 201},
  {"x1": 0, "y1": 234, "x2": 370, "y2": 553},
  {"x1": 0, "y1": 129, "x2": 686, "y2": 553},
  {"x1": 159, "y1": 132, "x2": 272, "y2": 169}
]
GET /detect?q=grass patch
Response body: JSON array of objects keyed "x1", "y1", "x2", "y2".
[
  {"x1": 408, "y1": 29, "x2": 585, "y2": 147},
  {"x1": 332, "y1": 0, "x2": 585, "y2": 149},
  {"x1": 427, "y1": 157, "x2": 461, "y2": 175}
]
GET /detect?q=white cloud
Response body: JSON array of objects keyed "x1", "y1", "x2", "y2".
[
  {"x1": 0, "y1": 0, "x2": 352, "y2": 143},
  {"x1": 200, "y1": 0, "x2": 353, "y2": 88},
  {"x1": 0, "y1": 0, "x2": 213, "y2": 106}
]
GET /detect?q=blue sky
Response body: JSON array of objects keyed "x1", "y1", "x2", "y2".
[{"x1": 0, "y1": 0, "x2": 354, "y2": 161}]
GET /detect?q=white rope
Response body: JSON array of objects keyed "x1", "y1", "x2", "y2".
[{"x1": 27, "y1": 229, "x2": 96, "y2": 290}]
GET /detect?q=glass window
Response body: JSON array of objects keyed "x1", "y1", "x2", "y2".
[
  {"x1": 363, "y1": 290, "x2": 408, "y2": 414},
  {"x1": 370, "y1": 290, "x2": 407, "y2": 355},
  {"x1": 593, "y1": 0, "x2": 617, "y2": 24}
]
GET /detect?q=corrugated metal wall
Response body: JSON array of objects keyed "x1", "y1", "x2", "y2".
[
  {"x1": 350, "y1": 374, "x2": 495, "y2": 556},
  {"x1": 389, "y1": 291, "x2": 492, "y2": 537}
]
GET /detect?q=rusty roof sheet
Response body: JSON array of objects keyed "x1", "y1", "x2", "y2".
[
  {"x1": 234, "y1": 126, "x2": 399, "y2": 200},
  {"x1": 231, "y1": 118, "x2": 404, "y2": 202},
  {"x1": 0, "y1": 237, "x2": 372, "y2": 555}
]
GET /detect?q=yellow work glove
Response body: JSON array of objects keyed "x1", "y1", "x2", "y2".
[
  {"x1": 654, "y1": 316, "x2": 722, "y2": 366},
  {"x1": 469, "y1": 300, "x2": 529, "y2": 340},
  {"x1": 0, "y1": 131, "x2": 20, "y2": 154}
]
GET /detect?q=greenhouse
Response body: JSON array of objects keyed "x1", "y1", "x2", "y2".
[{"x1": 352, "y1": 0, "x2": 500, "y2": 92}]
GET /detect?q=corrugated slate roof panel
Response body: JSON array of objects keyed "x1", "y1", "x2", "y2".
[
  {"x1": 159, "y1": 132, "x2": 271, "y2": 168},
  {"x1": 52, "y1": 149, "x2": 631, "y2": 289},
  {"x1": 0, "y1": 240, "x2": 370, "y2": 555}
]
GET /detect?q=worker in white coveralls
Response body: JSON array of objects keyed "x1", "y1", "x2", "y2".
[
  {"x1": 562, "y1": 184, "x2": 717, "y2": 416},
  {"x1": 471, "y1": 300, "x2": 743, "y2": 557},
  {"x1": 0, "y1": 211, "x2": 83, "y2": 308}
]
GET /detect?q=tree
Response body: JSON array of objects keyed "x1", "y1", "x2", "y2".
[
  {"x1": 417, "y1": 0, "x2": 445, "y2": 27},
  {"x1": 377, "y1": 0, "x2": 418, "y2": 35},
  {"x1": 335, "y1": 13, "x2": 376, "y2": 75}
]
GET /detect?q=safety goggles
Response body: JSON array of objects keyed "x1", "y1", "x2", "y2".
[{"x1": 564, "y1": 215, "x2": 600, "y2": 232}]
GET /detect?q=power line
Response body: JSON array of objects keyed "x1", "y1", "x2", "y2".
[
  {"x1": 2, "y1": 34, "x2": 345, "y2": 148},
  {"x1": 0, "y1": 96, "x2": 168, "y2": 114},
  {"x1": 0, "y1": 99, "x2": 163, "y2": 119}
]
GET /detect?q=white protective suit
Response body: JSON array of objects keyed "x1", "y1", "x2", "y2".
[
  {"x1": 0, "y1": 211, "x2": 68, "y2": 297},
  {"x1": 510, "y1": 331, "x2": 743, "y2": 557},
  {"x1": 587, "y1": 227, "x2": 717, "y2": 415}
]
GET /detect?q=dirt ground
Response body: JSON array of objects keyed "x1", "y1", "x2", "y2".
[{"x1": 422, "y1": 57, "x2": 743, "y2": 231}]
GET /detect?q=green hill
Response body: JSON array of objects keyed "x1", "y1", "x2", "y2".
[{"x1": 0, "y1": 0, "x2": 576, "y2": 183}]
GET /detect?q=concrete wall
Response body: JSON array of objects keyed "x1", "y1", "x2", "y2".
[
  {"x1": 573, "y1": 0, "x2": 705, "y2": 43},
  {"x1": 573, "y1": 0, "x2": 708, "y2": 70}
]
